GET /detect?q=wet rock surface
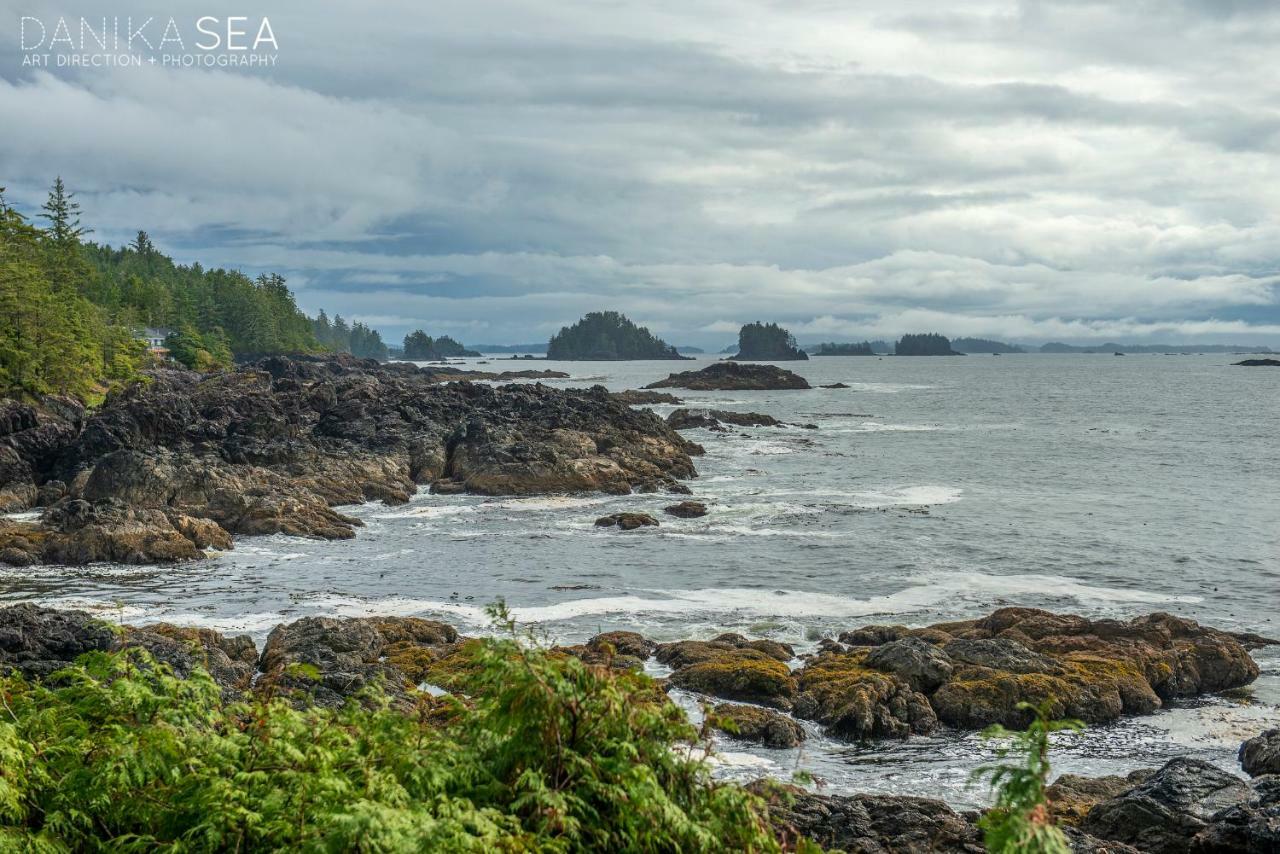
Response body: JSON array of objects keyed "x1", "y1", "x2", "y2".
[
  {"x1": 663, "y1": 500, "x2": 708, "y2": 518},
  {"x1": 1240, "y1": 730, "x2": 1280, "y2": 778},
  {"x1": 0, "y1": 355, "x2": 699, "y2": 565},
  {"x1": 666, "y1": 408, "x2": 817, "y2": 432},
  {"x1": 609, "y1": 389, "x2": 683, "y2": 405},
  {"x1": 644, "y1": 362, "x2": 812, "y2": 390}
]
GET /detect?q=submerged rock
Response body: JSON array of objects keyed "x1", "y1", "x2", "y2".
[
  {"x1": 644, "y1": 362, "x2": 811, "y2": 391},
  {"x1": 0, "y1": 356, "x2": 699, "y2": 565},
  {"x1": 712, "y1": 703, "x2": 806, "y2": 748}
]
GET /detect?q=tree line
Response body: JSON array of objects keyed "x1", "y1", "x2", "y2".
[{"x1": 1, "y1": 177, "x2": 393, "y2": 400}]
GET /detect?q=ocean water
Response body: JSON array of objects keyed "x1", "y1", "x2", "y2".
[{"x1": 4, "y1": 353, "x2": 1278, "y2": 806}]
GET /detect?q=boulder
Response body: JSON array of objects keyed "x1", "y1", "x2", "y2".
[
  {"x1": 664, "y1": 500, "x2": 708, "y2": 518},
  {"x1": 1082, "y1": 758, "x2": 1251, "y2": 852},
  {"x1": 712, "y1": 703, "x2": 806, "y2": 748},
  {"x1": 594, "y1": 512, "x2": 659, "y2": 531},
  {"x1": 1047, "y1": 770, "x2": 1155, "y2": 826},
  {"x1": 644, "y1": 362, "x2": 811, "y2": 391},
  {"x1": 865, "y1": 636, "x2": 954, "y2": 693},
  {"x1": 1240, "y1": 730, "x2": 1280, "y2": 778},
  {"x1": 658, "y1": 635, "x2": 796, "y2": 710}
]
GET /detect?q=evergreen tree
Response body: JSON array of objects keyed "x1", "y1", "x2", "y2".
[
  {"x1": 731, "y1": 322, "x2": 808, "y2": 361},
  {"x1": 39, "y1": 177, "x2": 91, "y2": 245}
]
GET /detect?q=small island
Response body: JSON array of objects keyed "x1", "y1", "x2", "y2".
[
  {"x1": 729, "y1": 322, "x2": 808, "y2": 361},
  {"x1": 811, "y1": 341, "x2": 875, "y2": 356},
  {"x1": 402, "y1": 330, "x2": 480, "y2": 359},
  {"x1": 546, "y1": 311, "x2": 687, "y2": 360},
  {"x1": 645, "y1": 362, "x2": 811, "y2": 390},
  {"x1": 894, "y1": 333, "x2": 963, "y2": 356}
]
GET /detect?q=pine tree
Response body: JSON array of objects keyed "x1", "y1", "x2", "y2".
[{"x1": 39, "y1": 177, "x2": 91, "y2": 244}]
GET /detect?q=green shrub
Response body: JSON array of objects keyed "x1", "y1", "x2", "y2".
[
  {"x1": 971, "y1": 701, "x2": 1083, "y2": 854},
  {"x1": 0, "y1": 611, "x2": 781, "y2": 852}
]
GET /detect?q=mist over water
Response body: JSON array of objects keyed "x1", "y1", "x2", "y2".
[{"x1": 4, "y1": 353, "x2": 1278, "y2": 805}]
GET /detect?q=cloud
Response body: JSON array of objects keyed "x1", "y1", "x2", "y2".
[{"x1": 2, "y1": 0, "x2": 1279, "y2": 346}]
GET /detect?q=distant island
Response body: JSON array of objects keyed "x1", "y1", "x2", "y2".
[
  {"x1": 952, "y1": 337, "x2": 1024, "y2": 354},
  {"x1": 402, "y1": 330, "x2": 480, "y2": 359},
  {"x1": 675, "y1": 345, "x2": 705, "y2": 354},
  {"x1": 811, "y1": 341, "x2": 876, "y2": 356},
  {"x1": 546, "y1": 311, "x2": 687, "y2": 360},
  {"x1": 729, "y1": 322, "x2": 808, "y2": 361},
  {"x1": 894, "y1": 333, "x2": 962, "y2": 356},
  {"x1": 468, "y1": 343, "x2": 549, "y2": 354},
  {"x1": 1041, "y1": 342, "x2": 1275, "y2": 354}
]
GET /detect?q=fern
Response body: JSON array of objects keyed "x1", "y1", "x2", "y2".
[{"x1": 971, "y1": 700, "x2": 1083, "y2": 854}]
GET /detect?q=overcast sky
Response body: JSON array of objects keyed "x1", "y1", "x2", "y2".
[{"x1": 3, "y1": 0, "x2": 1280, "y2": 347}]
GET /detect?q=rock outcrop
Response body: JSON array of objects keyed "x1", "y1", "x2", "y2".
[
  {"x1": 1234, "y1": 359, "x2": 1280, "y2": 367},
  {"x1": 610, "y1": 390, "x2": 683, "y2": 405},
  {"x1": 644, "y1": 362, "x2": 811, "y2": 391},
  {"x1": 658, "y1": 634, "x2": 797, "y2": 710},
  {"x1": 665, "y1": 408, "x2": 816, "y2": 431},
  {"x1": 0, "y1": 355, "x2": 701, "y2": 565}
]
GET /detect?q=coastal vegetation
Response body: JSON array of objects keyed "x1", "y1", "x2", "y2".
[
  {"x1": 730, "y1": 322, "x2": 808, "y2": 360},
  {"x1": 894, "y1": 333, "x2": 962, "y2": 356},
  {"x1": 401, "y1": 330, "x2": 480, "y2": 359},
  {"x1": 0, "y1": 178, "x2": 391, "y2": 401},
  {"x1": 0, "y1": 613, "x2": 783, "y2": 852},
  {"x1": 546, "y1": 311, "x2": 684, "y2": 360}
]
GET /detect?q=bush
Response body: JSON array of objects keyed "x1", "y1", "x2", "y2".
[
  {"x1": 971, "y1": 701, "x2": 1083, "y2": 854},
  {"x1": 0, "y1": 608, "x2": 782, "y2": 852}
]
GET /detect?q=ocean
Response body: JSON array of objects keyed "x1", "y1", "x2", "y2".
[{"x1": 4, "y1": 353, "x2": 1277, "y2": 806}]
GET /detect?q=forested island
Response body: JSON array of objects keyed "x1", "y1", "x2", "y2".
[
  {"x1": 546, "y1": 311, "x2": 686, "y2": 360},
  {"x1": 1041, "y1": 341, "x2": 1275, "y2": 354},
  {"x1": 729, "y1": 322, "x2": 808, "y2": 360},
  {"x1": 952, "y1": 337, "x2": 1024, "y2": 354},
  {"x1": 401, "y1": 330, "x2": 480, "y2": 359},
  {"x1": 894, "y1": 333, "x2": 962, "y2": 356},
  {"x1": 0, "y1": 178, "x2": 390, "y2": 399},
  {"x1": 811, "y1": 341, "x2": 876, "y2": 356}
]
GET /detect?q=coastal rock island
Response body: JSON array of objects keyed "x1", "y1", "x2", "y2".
[
  {"x1": 645, "y1": 362, "x2": 812, "y2": 390},
  {"x1": 0, "y1": 355, "x2": 701, "y2": 566}
]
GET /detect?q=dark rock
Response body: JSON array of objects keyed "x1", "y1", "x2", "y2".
[
  {"x1": 820, "y1": 382, "x2": 850, "y2": 388},
  {"x1": 943, "y1": 637, "x2": 1061, "y2": 674},
  {"x1": 1083, "y1": 758, "x2": 1251, "y2": 852},
  {"x1": 644, "y1": 362, "x2": 811, "y2": 391},
  {"x1": 1235, "y1": 359, "x2": 1280, "y2": 366},
  {"x1": 712, "y1": 703, "x2": 805, "y2": 748},
  {"x1": 664, "y1": 500, "x2": 708, "y2": 518},
  {"x1": 594, "y1": 512, "x2": 659, "y2": 530},
  {"x1": 865, "y1": 636, "x2": 954, "y2": 693},
  {"x1": 755, "y1": 784, "x2": 984, "y2": 853},
  {"x1": 658, "y1": 635, "x2": 797, "y2": 710},
  {"x1": 1241, "y1": 730, "x2": 1280, "y2": 777}
]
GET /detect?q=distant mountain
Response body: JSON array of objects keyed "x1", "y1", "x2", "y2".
[
  {"x1": 1040, "y1": 342, "x2": 1275, "y2": 354},
  {"x1": 952, "y1": 337, "x2": 1025, "y2": 354},
  {"x1": 675, "y1": 345, "x2": 705, "y2": 354},
  {"x1": 468, "y1": 343, "x2": 549, "y2": 354},
  {"x1": 895, "y1": 333, "x2": 962, "y2": 356},
  {"x1": 810, "y1": 341, "x2": 876, "y2": 356},
  {"x1": 730, "y1": 322, "x2": 808, "y2": 361},
  {"x1": 720, "y1": 345, "x2": 738, "y2": 354},
  {"x1": 547, "y1": 311, "x2": 687, "y2": 360}
]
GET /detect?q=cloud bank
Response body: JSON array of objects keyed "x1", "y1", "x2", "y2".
[{"x1": 2, "y1": 0, "x2": 1278, "y2": 346}]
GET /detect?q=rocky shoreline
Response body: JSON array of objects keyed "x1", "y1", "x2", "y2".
[
  {"x1": 0, "y1": 355, "x2": 701, "y2": 566},
  {"x1": 1, "y1": 602, "x2": 1274, "y2": 852}
]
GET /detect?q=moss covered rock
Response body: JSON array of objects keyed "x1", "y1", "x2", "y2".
[
  {"x1": 668, "y1": 650, "x2": 796, "y2": 710},
  {"x1": 792, "y1": 648, "x2": 936, "y2": 739},
  {"x1": 711, "y1": 703, "x2": 805, "y2": 748}
]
